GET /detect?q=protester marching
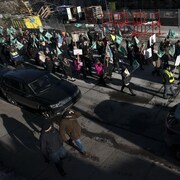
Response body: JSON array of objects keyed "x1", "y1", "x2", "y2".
[{"x1": 0, "y1": 25, "x2": 179, "y2": 99}]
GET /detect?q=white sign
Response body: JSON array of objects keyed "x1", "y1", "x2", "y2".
[
  {"x1": 73, "y1": 49, "x2": 83, "y2": 55},
  {"x1": 152, "y1": 34, "x2": 156, "y2": 43},
  {"x1": 66, "y1": 8, "x2": 72, "y2": 20},
  {"x1": 175, "y1": 55, "x2": 180, "y2": 66},
  {"x1": 149, "y1": 34, "x2": 156, "y2": 46},
  {"x1": 77, "y1": 6, "x2": 82, "y2": 18},
  {"x1": 144, "y1": 48, "x2": 152, "y2": 59}
]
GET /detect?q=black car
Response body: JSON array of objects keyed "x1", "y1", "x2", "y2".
[
  {"x1": 165, "y1": 103, "x2": 180, "y2": 159},
  {"x1": 0, "y1": 67, "x2": 81, "y2": 118}
]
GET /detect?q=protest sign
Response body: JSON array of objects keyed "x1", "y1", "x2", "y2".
[{"x1": 73, "y1": 49, "x2": 82, "y2": 55}]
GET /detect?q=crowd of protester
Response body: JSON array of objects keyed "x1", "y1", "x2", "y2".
[{"x1": 0, "y1": 26, "x2": 179, "y2": 88}]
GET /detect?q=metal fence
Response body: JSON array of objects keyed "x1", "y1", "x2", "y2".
[{"x1": 121, "y1": 9, "x2": 180, "y2": 27}]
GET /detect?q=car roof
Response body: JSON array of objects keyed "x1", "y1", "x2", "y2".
[{"x1": 4, "y1": 68, "x2": 48, "y2": 84}]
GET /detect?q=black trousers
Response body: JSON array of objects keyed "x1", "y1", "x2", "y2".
[{"x1": 121, "y1": 83, "x2": 134, "y2": 95}]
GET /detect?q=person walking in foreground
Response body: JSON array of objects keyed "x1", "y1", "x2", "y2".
[
  {"x1": 59, "y1": 110, "x2": 88, "y2": 157},
  {"x1": 39, "y1": 121, "x2": 67, "y2": 176},
  {"x1": 121, "y1": 65, "x2": 136, "y2": 96},
  {"x1": 162, "y1": 65, "x2": 176, "y2": 99}
]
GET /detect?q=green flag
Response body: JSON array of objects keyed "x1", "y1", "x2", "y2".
[
  {"x1": 39, "y1": 34, "x2": 47, "y2": 42},
  {"x1": 118, "y1": 45, "x2": 127, "y2": 56},
  {"x1": 132, "y1": 60, "x2": 140, "y2": 71},
  {"x1": 6, "y1": 28, "x2": 11, "y2": 35},
  {"x1": 115, "y1": 35, "x2": 123, "y2": 45},
  {"x1": 16, "y1": 40, "x2": 24, "y2": 50},
  {"x1": 91, "y1": 41, "x2": 96, "y2": 49},
  {"x1": 157, "y1": 47, "x2": 165, "y2": 58},
  {"x1": 56, "y1": 46, "x2": 62, "y2": 56},
  {"x1": 75, "y1": 23, "x2": 82, "y2": 28},
  {"x1": 10, "y1": 26, "x2": 16, "y2": 35},
  {"x1": 168, "y1": 29, "x2": 177, "y2": 39},
  {"x1": 169, "y1": 45, "x2": 175, "y2": 57},
  {"x1": 157, "y1": 50, "x2": 165, "y2": 58},
  {"x1": 45, "y1": 32, "x2": 52, "y2": 40},
  {"x1": 10, "y1": 34, "x2": 17, "y2": 44},
  {"x1": 0, "y1": 37, "x2": 5, "y2": 44}
]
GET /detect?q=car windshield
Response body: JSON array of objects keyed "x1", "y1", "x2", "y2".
[{"x1": 29, "y1": 74, "x2": 59, "y2": 94}]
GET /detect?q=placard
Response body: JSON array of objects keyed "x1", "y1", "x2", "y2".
[
  {"x1": 77, "y1": 6, "x2": 82, "y2": 18},
  {"x1": 73, "y1": 49, "x2": 83, "y2": 55},
  {"x1": 175, "y1": 55, "x2": 180, "y2": 66},
  {"x1": 66, "y1": 8, "x2": 72, "y2": 20},
  {"x1": 149, "y1": 34, "x2": 156, "y2": 46},
  {"x1": 152, "y1": 34, "x2": 156, "y2": 43},
  {"x1": 144, "y1": 48, "x2": 152, "y2": 59}
]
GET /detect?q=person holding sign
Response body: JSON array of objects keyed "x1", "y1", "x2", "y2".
[
  {"x1": 120, "y1": 65, "x2": 136, "y2": 96},
  {"x1": 73, "y1": 54, "x2": 87, "y2": 79}
]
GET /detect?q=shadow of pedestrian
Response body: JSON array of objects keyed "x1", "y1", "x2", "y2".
[
  {"x1": 0, "y1": 113, "x2": 45, "y2": 178},
  {"x1": 21, "y1": 107, "x2": 45, "y2": 133}
]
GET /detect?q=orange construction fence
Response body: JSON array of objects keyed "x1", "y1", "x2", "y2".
[{"x1": 85, "y1": 9, "x2": 161, "y2": 37}]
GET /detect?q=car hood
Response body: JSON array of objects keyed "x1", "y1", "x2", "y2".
[{"x1": 37, "y1": 80, "x2": 79, "y2": 105}]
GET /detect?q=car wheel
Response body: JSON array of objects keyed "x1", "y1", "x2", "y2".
[{"x1": 6, "y1": 94, "x2": 17, "y2": 105}]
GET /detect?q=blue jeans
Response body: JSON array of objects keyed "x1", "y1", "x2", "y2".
[
  {"x1": 164, "y1": 84, "x2": 176, "y2": 98},
  {"x1": 49, "y1": 146, "x2": 67, "y2": 163},
  {"x1": 74, "y1": 139, "x2": 84, "y2": 153},
  {"x1": 48, "y1": 147, "x2": 67, "y2": 175}
]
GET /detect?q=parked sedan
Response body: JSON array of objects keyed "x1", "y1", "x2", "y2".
[
  {"x1": 164, "y1": 103, "x2": 180, "y2": 159},
  {"x1": 0, "y1": 67, "x2": 81, "y2": 118}
]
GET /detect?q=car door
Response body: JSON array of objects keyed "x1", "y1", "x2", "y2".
[
  {"x1": 2, "y1": 78, "x2": 40, "y2": 109},
  {"x1": 18, "y1": 82, "x2": 41, "y2": 109}
]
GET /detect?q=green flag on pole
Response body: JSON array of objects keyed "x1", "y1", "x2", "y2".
[
  {"x1": 118, "y1": 45, "x2": 127, "y2": 56},
  {"x1": 91, "y1": 41, "x2": 97, "y2": 49},
  {"x1": 56, "y1": 46, "x2": 62, "y2": 56},
  {"x1": 45, "y1": 32, "x2": 53, "y2": 40},
  {"x1": 167, "y1": 29, "x2": 177, "y2": 39},
  {"x1": 115, "y1": 35, "x2": 123, "y2": 45},
  {"x1": 16, "y1": 40, "x2": 24, "y2": 50},
  {"x1": 39, "y1": 34, "x2": 47, "y2": 42},
  {"x1": 132, "y1": 60, "x2": 140, "y2": 71},
  {"x1": 74, "y1": 23, "x2": 82, "y2": 28},
  {"x1": 169, "y1": 45, "x2": 175, "y2": 57},
  {"x1": 10, "y1": 26, "x2": 16, "y2": 35}
]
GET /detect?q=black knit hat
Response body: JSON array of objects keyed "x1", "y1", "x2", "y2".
[{"x1": 42, "y1": 121, "x2": 52, "y2": 131}]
